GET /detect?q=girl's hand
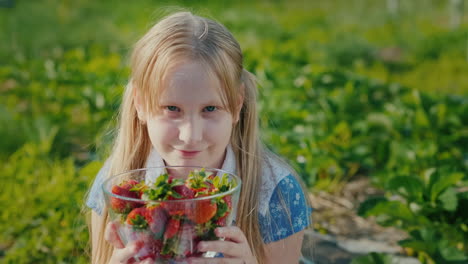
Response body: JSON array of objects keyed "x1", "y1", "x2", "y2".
[
  {"x1": 104, "y1": 221, "x2": 153, "y2": 264},
  {"x1": 189, "y1": 226, "x2": 257, "y2": 264}
]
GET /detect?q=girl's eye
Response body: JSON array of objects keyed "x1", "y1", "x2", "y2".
[
  {"x1": 203, "y1": 106, "x2": 217, "y2": 112},
  {"x1": 166, "y1": 106, "x2": 180, "y2": 112}
]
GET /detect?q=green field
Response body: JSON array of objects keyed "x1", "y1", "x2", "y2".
[{"x1": 1, "y1": 0, "x2": 467, "y2": 263}]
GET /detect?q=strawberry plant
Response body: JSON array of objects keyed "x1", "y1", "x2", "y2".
[{"x1": 358, "y1": 169, "x2": 467, "y2": 263}]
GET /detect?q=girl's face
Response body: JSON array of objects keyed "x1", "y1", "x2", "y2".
[{"x1": 136, "y1": 61, "x2": 239, "y2": 169}]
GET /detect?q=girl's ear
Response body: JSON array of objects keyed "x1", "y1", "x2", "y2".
[
  {"x1": 234, "y1": 83, "x2": 245, "y2": 123},
  {"x1": 133, "y1": 87, "x2": 147, "y2": 123}
]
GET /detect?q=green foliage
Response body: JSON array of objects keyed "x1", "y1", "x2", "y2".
[
  {"x1": 358, "y1": 169, "x2": 468, "y2": 263},
  {"x1": 0, "y1": 45, "x2": 127, "y2": 162},
  {"x1": 261, "y1": 69, "x2": 466, "y2": 192},
  {"x1": 0, "y1": 132, "x2": 103, "y2": 263},
  {"x1": 351, "y1": 252, "x2": 394, "y2": 264},
  {"x1": 398, "y1": 229, "x2": 467, "y2": 263},
  {"x1": 326, "y1": 35, "x2": 377, "y2": 68}
]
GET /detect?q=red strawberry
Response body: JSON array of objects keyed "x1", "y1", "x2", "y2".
[
  {"x1": 162, "y1": 202, "x2": 187, "y2": 216},
  {"x1": 164, "y1": 218, "x2": 180, "y2": 240},
  {"x1": 150, "y1": 239, "x2": 163, "y2": 254},
  {"x1": 223, "y1": 195, "x2": 232, "y2": 210},
  {"x1": 110, "y1": 180, "x2": 143, "y2": 214},
  {"x1": 126, "y1": 207, "x2": 150, "y2": 230},
  {"x1": 162, "y1": 190, "x2": 191, "y2": 216},
  {"x1": 139, "y1": 238, "x2": 162, "y2": 260},
  {"x1": 161, "y1": 185, "x2": 195, "y2": 216},
  {"x1": 188, "y1": 199, "x2": 217, "y2": 224},
  {"x1": 215, "y1": 216, "x2": 227, "y2": 227},
  {"x1": 121, "y1": 179, "x2": 139, "y2": 189},
  {"x1": 173, "y1": 185, "x2": 195, "y2": 199},
  {"x1": 146, "y1": 205, "x2": 168, "y2": 238}
]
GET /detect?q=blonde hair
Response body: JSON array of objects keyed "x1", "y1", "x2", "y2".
[{"x1": 88, "y1": 11, "x2": 310, "y2": 264}]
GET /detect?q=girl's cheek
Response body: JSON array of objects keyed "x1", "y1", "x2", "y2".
[
  {"x1": 148, "y1": 117, "x2": 179, "y2": 141},
  {"x1": 205, "y1": 116, "x2": 232, "y2": 137},
  {"x1": 159, "y1": 119, "x2": 179, "y2": 139},
  {"x1": 204, "y1": 118, "x2": 219, "y2": 131}
]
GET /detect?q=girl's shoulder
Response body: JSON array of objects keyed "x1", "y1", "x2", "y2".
[
  {"x1": 258, "y1": 153, "x2": 296, "y2": 215},
  {"x1": 258, "y1": 153, "x2": 313, "y2": 243},
  {"x1": 85, "y1": 158, "x2": 112, "y2": 216}
]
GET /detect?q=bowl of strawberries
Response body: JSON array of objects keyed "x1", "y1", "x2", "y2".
[{"x1": 102, "y1": 166, "x2": 241, "y2": 263}]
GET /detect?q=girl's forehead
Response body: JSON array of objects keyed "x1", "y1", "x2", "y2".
[{"x1": 158, "y1": 61, "x2": 225, "y2": 104}]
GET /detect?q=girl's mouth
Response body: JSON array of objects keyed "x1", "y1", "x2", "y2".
[{"x1": 178, "y1": 150, "x2": 201, "y2": 158}]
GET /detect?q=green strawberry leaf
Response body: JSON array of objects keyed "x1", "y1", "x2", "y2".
[
  {"x1": 214, "y1": 199, "x2": 229, "y2": 218},
  {"x1": 129, "y1": 214, "x2": 148, "y2": 230},
  {"x1": 195, "y1": 221, "x2": 217, "y2": 241},
  {"x1": 145, "y1": 187, "x2": 163, "y2": 200},
  {"x1": 387, "y1": 176, "x2": 424, "y2": 203},
  {"x1": 438, "y1": 187, "x2": 458, "y2": 212},
  {"x1": 213, "y1": 173, "x2": 231, "y2": 192},
  {"x1": 167, "y1": 190, "x2": 182, "y2": 199},
  {"x1": 399, "y1": 238, "x2": 436, "y2": 255},
  {"x1": 429, "y1": 171, "x2": 463, "y2": 203},
  {"x1": 161, "y1": 236, "x2": 177, "y2": 257},
  {"x1": 187, "y1": 170, "x2": 206, "y2": 190},
  {"x1": 198, "y1": 169, "x2": 206, "y2": 178},
  {"x1": 212, "y1": 175, "x2": 220, "y2": 188},
  {"x1": 357, "y1": 196, "x2": 387, "y2": 217},
  {"x1": 438, "y1": 239, "x2": 468, "y2": 261},
  {"x1": 350, "y1": 252, "x2": 394, "y2": 264},
  {"x1": 130, "y1": 182, "x2": 147, "y2": 193},
  {"x1": 143, "y1": 173, "x2": 185, "y2": 200},
  {"x1": 154, "y1": 173, "x2": 169, "y2": 186}
]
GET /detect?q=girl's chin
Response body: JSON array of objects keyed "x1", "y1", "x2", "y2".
[{"x1": 165, "y1": 159, "x2": 206, "y2": 167}]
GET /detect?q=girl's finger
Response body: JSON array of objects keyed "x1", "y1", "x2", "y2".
[
  {"x1": 197, "y1": 240, "x2": 244, "y2": 258},
  {"x1": 215, "y1": 226, "x2": 247, "y2": 244},
  {"x1": 104, "y1": 221, "x2": 125, "y2": 249},
  {"x1": 112, "y1": 242, "x2": 139, "y2": 263}
]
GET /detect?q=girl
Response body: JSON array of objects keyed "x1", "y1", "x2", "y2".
[{"x1": 86, "y1": 11, "x2": 312, "y2": 264}]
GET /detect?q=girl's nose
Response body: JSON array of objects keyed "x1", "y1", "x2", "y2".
[{"x1": 178, "y1": 117, "x2": 203, "y2": 144}]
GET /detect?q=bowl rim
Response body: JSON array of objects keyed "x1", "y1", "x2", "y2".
[{"x1": 101, "y1": 165, "x2": 242, "y2": 203}]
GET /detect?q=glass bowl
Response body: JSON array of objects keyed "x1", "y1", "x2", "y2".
[{"x1": 102, "y1": 166, "x2": 241, "y2": 263}]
